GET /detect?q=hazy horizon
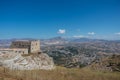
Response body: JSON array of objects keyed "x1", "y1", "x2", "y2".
[{"x1": 1, "y1": 36, "x2": 120, "y2": 41}]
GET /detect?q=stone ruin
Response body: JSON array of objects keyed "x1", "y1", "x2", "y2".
[{"x1": 0, "y1": 40, "x2": 40, "y2": 54}]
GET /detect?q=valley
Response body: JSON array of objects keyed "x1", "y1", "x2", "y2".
[{"x1": 0, "y1": 37, "x2": 120, "y2": 80}]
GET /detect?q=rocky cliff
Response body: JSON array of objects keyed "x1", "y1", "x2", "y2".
[{"x1": 0, "y1": 52, "x2": 55, "y2": 70}]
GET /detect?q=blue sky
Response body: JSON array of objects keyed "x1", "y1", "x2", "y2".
[{"x1": 0, "y1": 0, "x2": 120, "y2": 39}]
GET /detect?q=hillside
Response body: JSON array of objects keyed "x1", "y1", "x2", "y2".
[
  {"x1": 0, "y1": 66, "x2": 120, "y2": 80},
  {"x1": 90, "y1": 55, "x2": 120, "y2": 72},
  {"x1": 42, "y1": 40, "x2": 120, "y2": 68}
]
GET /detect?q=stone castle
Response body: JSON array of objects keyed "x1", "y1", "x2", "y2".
[{"x1": 0, "y1": 40, "x2": 40, "y2": 54}]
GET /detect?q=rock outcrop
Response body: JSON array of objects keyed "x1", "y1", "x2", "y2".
[{"x1": 0, "y1": 52, "x2": 55, "y2": 70}]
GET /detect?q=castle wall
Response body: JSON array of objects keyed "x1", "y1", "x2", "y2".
[
  {"x1": 0, "y1": 48, "x2": 28, "y2": 54},
  {"x1": 10, "y1": 41, "x2": 30, "y2": 48},
  {"x1": 13, "y1": 48, "x2": 28, "y2": 54},
  {"x1": 10, "y1": 40, "x2": 40, "y2": 54}
]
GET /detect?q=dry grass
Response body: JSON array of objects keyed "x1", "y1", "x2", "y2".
[{"x1": 0, "y1": 66, "x2": 120, "y2": 80}]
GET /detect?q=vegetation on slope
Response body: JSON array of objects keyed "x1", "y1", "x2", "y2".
[
  {"x1": 0, "y1": 66, "x2": 120, "y2": 80},
  {"x1": 90, "y1": 55, "x2": 120, "y2": 72},
  {"x1": 42, "y1": 41, "x2": 120, "y2": 68}
]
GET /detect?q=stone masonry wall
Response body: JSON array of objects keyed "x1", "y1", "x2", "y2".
[{"x1": 30, "y1": 40, "x2": 40, "y2": 53}]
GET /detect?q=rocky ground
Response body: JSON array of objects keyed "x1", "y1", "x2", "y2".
[{"x1": 0, "y1": 52, "x2": 55, "y2": 70}]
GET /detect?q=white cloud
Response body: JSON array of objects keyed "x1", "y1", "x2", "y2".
[
  {"x1": 88, "y1": 32, "x2": 95, "y2": 35},
  {"x1": 115, "y1": 32, "x2": 120, "y2": 35},
  {"x1": 57, "y1": 29, "x2": 66, "y2": 34},
  {"x1": 73, "y1": 35, "x2": 89, "y2": 38}
]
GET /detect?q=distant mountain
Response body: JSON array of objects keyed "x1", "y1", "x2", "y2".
[
  {"x1": 0, "y1": 37, "x2": 120, "y2": 47},
  {"x1": 49, "y1": 36, "x2": 66, "y2": 41},
  {"x1": 40, "y1": 37, "x2": 110, "y2": 46},
  {"x1": 0, "y1": 39, "x2": 12, "y2": 48},
  {"x1": 71, "y1": 38, "x2": 92, "y2": 42},
  {"x1": 67, "y1": 37, "x2": 110, "y2": 43},
  {"x1": 40, "y1": 37, "x2": 68, "y2": 46}
]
